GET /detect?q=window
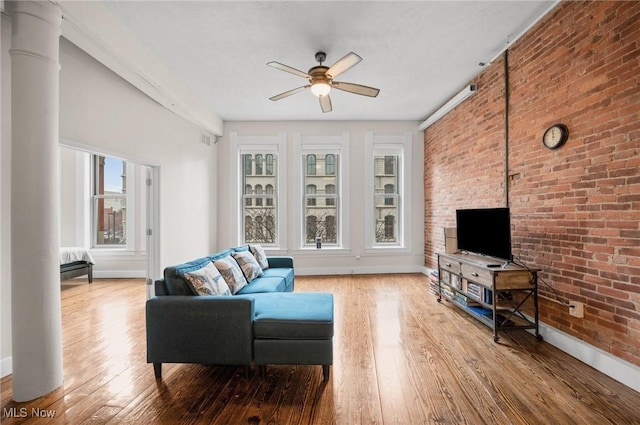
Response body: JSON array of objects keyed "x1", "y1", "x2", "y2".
[
  {"x1": 266, "y1": 184, "x2": 274, "y2": 206},
  {"x1": 244, "y1": 155, "x2": 253, "y2": 176},
  {"x1": 325, "y1": 154, "x2": 335, "y2": 175},
  {"x1": 255, "y1": 184, "x2": 263, "y2": 207},
  {"x1": 306, "y1": 154, "x2": 317, "y2": 175},
  {"x1": 384, "y1": 184, "x2": 395, "y2": 206},
  {"x1": 365, "y1": 131, "x2": 411, "y2": 250},
  {"x1": 325, "y1": 184, "x2": 336, "y2": 206},
  {"x1": 255, "y1": 154, "x2": 263, "y2": 175},
  {"x1": 93, "y1": 155, "x2": 127, "y2": 247},
  {"x1": 374, "y1": 155, "x2": 399, "y2": 243},
  {"x1": 242, "y1": 151, "x2": 277, "y2": 244},
  {"x1": 266, "y1": 154, "x2": 274, "y2": 175},
  {"x1": 303, "y1": 152, "x2": 338, "y2": 245},
  {"x1": 306, "y1": 184, "x2": 317, "y2": 206}
]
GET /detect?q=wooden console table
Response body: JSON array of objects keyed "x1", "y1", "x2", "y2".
[{"x1": 437, "y1": 251, "x2": 541, "y2": 342}]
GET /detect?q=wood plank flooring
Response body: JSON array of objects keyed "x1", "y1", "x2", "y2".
[{"x1": 1, "y1": 274, "x2": 639, "y2": 424}]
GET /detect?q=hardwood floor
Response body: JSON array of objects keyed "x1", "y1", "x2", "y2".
[{"x1": 1, "y1": 275, "x2": 638, "y2": 424}]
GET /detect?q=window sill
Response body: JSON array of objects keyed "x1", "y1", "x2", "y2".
[
  {"x1": 291, "y1": 247, "x2": 351, "y2": 256},
  {"x1": 364, "y1": 247, "x2": 410, "y2": 255}
]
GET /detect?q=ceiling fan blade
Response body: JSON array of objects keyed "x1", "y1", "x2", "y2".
[
  {"x1": 333, "y1": 81, "x2": 380, "y2": 97},
  {"x1": 319, "y1": 94, "x2": 332, "y2": 113},
  {"x1": 269, "y1": 85, "x2": 310, "y2": 101},
  {"x1": 327, "y1": 52, "x2": 362, "y2": 78},
  {"x1": 267, "y1": 61, "x2": 310, "y2": 79}
]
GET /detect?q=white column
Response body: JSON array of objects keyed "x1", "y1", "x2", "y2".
[{"x1": 9, "y1": 1, "x2": 63, "y2": 402}]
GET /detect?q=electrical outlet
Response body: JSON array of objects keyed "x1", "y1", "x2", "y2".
[{"x1": 569, "y1": 301, "x2": 584, "y2": 318}]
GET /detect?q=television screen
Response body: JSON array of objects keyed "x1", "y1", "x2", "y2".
[{"x1": 455, "y1": 207, "x2": 512, "y2": 261}]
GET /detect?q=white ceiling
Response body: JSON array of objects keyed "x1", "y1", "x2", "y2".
[{"x1": 100, "y1": 1, "x2": 556, "y2": 122}]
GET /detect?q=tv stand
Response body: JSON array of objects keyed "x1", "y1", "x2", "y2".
[{"x1": 436, "y1": 251, "x2": 541, "y2": 342}]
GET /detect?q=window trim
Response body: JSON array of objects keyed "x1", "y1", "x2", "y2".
[
  {"x1": 364, "y1": 131, "x2": 412, "y2": 251},
  {"x1": 230, "y1": 132, "x2": 287, "y2": 249},
  {"x1": 91, "y1": 154, "x2": 136, "y2": 250},
  {"x1": 292, "y1": 132, "x2": 350, "y2": 250}
]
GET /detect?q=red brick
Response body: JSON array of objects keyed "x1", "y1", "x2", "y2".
[{"x1": 425, "y1": 1, "x2": 640, "y2": 367}]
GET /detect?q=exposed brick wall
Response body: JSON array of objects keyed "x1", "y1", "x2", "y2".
[{"x1": 424, "y1": 1, "x2": 640, "y2": 366}]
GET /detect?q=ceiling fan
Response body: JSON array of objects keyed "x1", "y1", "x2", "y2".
[{"x1": 267, "y1": 51, "x2": 380, "y2": 113}]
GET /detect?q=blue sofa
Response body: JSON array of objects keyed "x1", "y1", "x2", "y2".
[{"x1": 146, "y1": 245, "x2": 334, "y2": 380}]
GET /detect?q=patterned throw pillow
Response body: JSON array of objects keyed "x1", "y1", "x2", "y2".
[
  {"x1": 214, "y1": 256, "x2": 248, "y2": 294},
  {"x1": 183, "y1": 262, "x2": 231, "y2": 296},
  {"x1": 233, "y1": 250, "x2": 264, "y2": 282},
  {"x1": 249, "y1": 244, "x2": 269, "y2": 270}
]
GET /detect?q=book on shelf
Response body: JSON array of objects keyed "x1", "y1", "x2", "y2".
[{"x1": 467, "y1": 282, "x2": 481, "y2": 300}]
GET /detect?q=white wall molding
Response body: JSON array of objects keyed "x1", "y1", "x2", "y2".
[
  {"x1": 296, "y1": 266, "x2": 427, "y2": 276},
  {"x1": 536, "y1": 321, "x2": 640, "y2": 393}
]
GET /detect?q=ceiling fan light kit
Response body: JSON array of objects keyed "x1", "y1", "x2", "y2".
[{"x1": 268, "y1": 51, "x2": 380, "y2": 113}]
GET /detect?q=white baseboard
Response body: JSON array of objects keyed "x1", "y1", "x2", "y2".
[
  {"x1": 1, "y1": 356, "x2": 12, "y2": 378},
  {"x1": 536, "y1": 321, "x2": 640, "y2": 392},
  {"x1": 296, "y1": 265, "x2": 427, "y2": 276},
  {"x1": 92, "y1": 270, "x2": 146, "y2": 279}
]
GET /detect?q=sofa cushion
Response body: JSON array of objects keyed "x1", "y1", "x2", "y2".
[
  {"x1": 183, "y1": 262, "x2": 231, "y2": 296},
  {"x1": 236, "y1": 277, "x2": 288, "y2": 294},
  {"x1": 214, "y1": 256, "x2": 248, "y2": 294},
  {"x1": 232, "y1": 250, "x2": 264, "y2": 282},
  {"x1": 262, "y1": 268, "x2": 294, "y2": 291},
  {"x1": 249, "y1": 244, "x2": 269, "y2": 270},
  {"x1": 253, "y1": 293, "x2": 334, "y2": 340}
]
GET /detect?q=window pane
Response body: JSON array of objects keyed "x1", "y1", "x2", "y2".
[
  {"x1": 304, "y1": 152, "x2": 338, "y2": 245},
  {"x1": 94, "y1": 155, "x2": 127, "y2": 246},
  {"x1": 242, "y1": 152, "x2": 277, "y2": 244}
]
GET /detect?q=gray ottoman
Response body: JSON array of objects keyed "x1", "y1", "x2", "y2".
[{"x1": 252, "y1": 292, "x2": 334, "y2": 380}]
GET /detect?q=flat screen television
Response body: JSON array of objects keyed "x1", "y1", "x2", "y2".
[{"x1": 456, "y1": 207, "x2": 512, "y2": 261}]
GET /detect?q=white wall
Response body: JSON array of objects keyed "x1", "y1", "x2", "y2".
[
  {"x1": 58, "y1": 38, "x2": 217, "y2": 268},
  {"x1": 1, "y1": 34, "x2": 217, "y2": 377},
  {"x1": 219, "y1": 121, "x2": 425, "y2": 275},
  {"x1": 1, "y1": 13, "x2": 13, "y2": 375}
]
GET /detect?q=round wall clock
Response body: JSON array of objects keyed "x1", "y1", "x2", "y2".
[{"x1": 542, "y1": 124, "x2": 569, "y2": 150}]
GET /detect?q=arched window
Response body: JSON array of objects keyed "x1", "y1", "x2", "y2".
[
  {"x1": 255, "y1": 184, "x2": 263, "y2": 206},
  {"x1": 307, "y1": 154, "x2": 316, "y2": 175},
  {"x1": 385, "y1": 184, "x2": 395, "y2": 205},
  {"x1": 266, "y1": 154, "x2": 274, "y2": 175},
  {"x1": 325, "y1": 154, "x2": 335, "y2": 175},
  {"x1": 266, "y1": 184, "x2": 274, "y2": 206},
  {"x1": 244, "y1": 154, "x2": 252, "y2": 175},
  {"x1": 245, "y1": 184, "x2": 252, "y2": 206},
  {"x1": 325, "y1": 184, "x2": 336, "y2": 206},
  {"x1": 255, "y1": 154, "x2": 263, "y2": 175}
]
